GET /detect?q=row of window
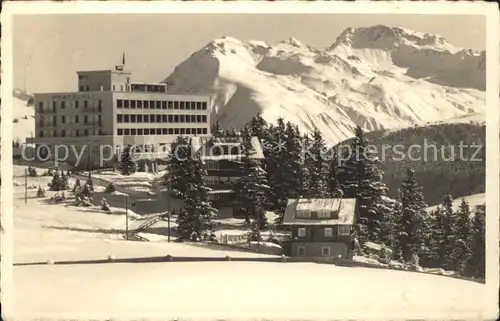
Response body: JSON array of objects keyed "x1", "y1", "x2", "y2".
[
  {"x1": 117, "y1": 127, "x2": 208, "y2": 136},
  {"x1": 296, "y1": 246, "x2": 334, "y2": 256},
  {"x1": 117, "y1": 99, "x2": 208, "y2": 111},
  {"x1": 296, "y1": 210, "x2": 339, "y2": 220},
  {"x1": 38, "y1": 100, "x2": 102, "y2": 112},
  {"x1": 38, "y1": 129, "x2": 103, "y2": 138},
  {"x1": 38, "y1": 115, "x2": 101, "y2": 127},
  {"x1": 296, "y1": 226, "x2": 350, "y2": 238},
  {"x1": 117, "y1": 114, "x2": 208, "y2": 124}
]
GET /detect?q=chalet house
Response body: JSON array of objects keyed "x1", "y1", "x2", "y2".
[
  {"x1": 281, "y1": 198, "x2": 357, "y2": 259},
  {"x1": 190, "y1": 136, "x2": 265, "y2": 218}
]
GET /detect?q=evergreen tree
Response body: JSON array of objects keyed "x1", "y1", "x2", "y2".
[
  {"x1": 395, "y1": 168, "x2": 431, "y2": 262},
  {"x1": 233, "y1": 128, "x2": 269, "y2": 227},
  {"x1": 249, "y1": 114, "x2": 268, "y2": 141},
  {"x1": 449, "y1": 198, "x2": 472, "y2": 274},
  {"x1": 163, "y1": 136, "x2": 191, "y2": 198},
  {"x1": 211, "y1": 121, "x2": 224, "y2": 137},
  {"x1": 436, "y1": 193, "x2": 457, "y2": 270},
  {"x1": 225, "y1": 128, "x2": 237, "y2": 137},
  {"x1": 249, "y1": 218, "x2": 262, "y2": 242},
  {"x1": 305, "y1": 129, "x2": 329, "y2": 198},
  {"x1": 465, "y1": 210, "x2": 485, "y2": 278},
  {"x1": 48, "y1": 169, "x2": 66, "y2": 191},
  {"x1": 118, "y1": 145, "x2": 138, "y2": 176},
  {"x1": 336, "y1": 126, "x2": 389, "y2": 243},
  {"x1": 177, "y1": 156, "x2": 218, "y2": 241},
  {"x1": 72, "y1": 178, "x2": 81, "y2": 193}
]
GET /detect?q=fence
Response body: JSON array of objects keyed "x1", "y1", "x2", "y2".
[{"x1": 219, "y1": 232, "x2": 250, "y2": 244}]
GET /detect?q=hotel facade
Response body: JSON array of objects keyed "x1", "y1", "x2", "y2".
[{"x1": 28, "y1": 64, "x2": 213, "y2": 170}]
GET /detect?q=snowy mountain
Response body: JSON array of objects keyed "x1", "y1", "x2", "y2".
[
  {"x1": 12, "y1": 89, "x2": 35, "y2": 143},
  {"x1": 164, "y1": 25, "x2": 485, "y2": 145}
]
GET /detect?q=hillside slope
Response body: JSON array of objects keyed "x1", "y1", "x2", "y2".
[
  {"x1": 338, "y1": 121, "x2": 485, "y2": 206},
  {"x1": 164, "y1": 25, "x2": 485, "y2": 145},
  {"x1": 12, "y1": 89, "x2": 35, "y2": 143}
]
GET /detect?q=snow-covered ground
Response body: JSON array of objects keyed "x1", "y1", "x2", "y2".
[
  {"x1": 91, "y1": 170, "x2": 166, "y2": 193},
  {"x1": 426, "y1": 192, "x2": 485, "y2": 214},
  {"x1": 165, "y1": 25, "x2": 485, "y2": 145},
  {"x1": 11, "y1": 95, "x2": 35, "y2": 143},
  {"x1": 7, "y1": 164, "x2": 487, "y2": 318}
]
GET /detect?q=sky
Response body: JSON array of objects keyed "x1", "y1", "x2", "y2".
[{"x1": 13, "y1": 14, "x2": 485, "y2": 94}]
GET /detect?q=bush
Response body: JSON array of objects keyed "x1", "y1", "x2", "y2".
[
  {"x1": 36, "y1": 186, "x2": 46, "y2": 198},
  {"x1": 72, "y1": 178, "x2": 81, "y2": 193},
  {"x1": 28, "y1": 166, "x2": 37, "y2": 177},
  {"x1": 48, "y1": 170, "x2": 68, "y2": 191},
  {"x1": 105, "y1": 182, "x2": 116, "y2": 194}
]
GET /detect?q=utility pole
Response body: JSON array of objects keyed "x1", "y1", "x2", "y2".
[
  {"x1": 87, "y1": 141, "x2": 92, "y2": 181},
  {"x1": 125, "y1": 194, "x2": 129, "y2": 240},
  {"x1": 24, "y1": 168, "x2": 28, "y2": 204}
]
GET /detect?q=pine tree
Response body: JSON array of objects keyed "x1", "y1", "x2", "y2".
[
  {"x1": 395, "y1": 168, "x2": 431, "y2": 262},
  {"x1": 72, "y1": 178, "x2": 81, "y2": 193},
  {"x1": 439, "y1": 193, "x2": 458, "y2": 271},
  {"x1": 265, "y1": 118, "x2": 288, "y2": 217},
  {"x1": 249, "y1": 115, "x2": 268, "y2": 141},
  {"x1": 178, "y1": 156, "x2": 218, "y2": 241},
  {"x1": 305, "y1": 129, "x2": 329, "y2": 198},
  {"x1": 48, "y1": 169, "x2": 65, "y2": 191},
  {"x1": 465, "y1": 210, "x2": 485, "y2": 278},
  {"x1": 336, "y1": 126, "x2": 389, "y2": 243},
  {"x1": 233, "y1": 128, "x2": 269, "y2": 227},
  {"x1": 211, "y1": 121, "x2": 224, "y2": 137},
  {"x1": 449, "y1": 198, "x2": 472, "y2": 274},
  {"x1": 119, "y1": 145, "x2": 138, "y2": 176},
  {"x1": 163, "y1": 136, "x2": 191, "y2": 198},
  {"x1": 249, "y1": 218, "x2": 262, "y2": 242},
  {"x1": 225, "y1": 128, "x2": 237, "y2": 137}
]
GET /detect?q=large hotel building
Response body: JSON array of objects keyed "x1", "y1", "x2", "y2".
[{"x1": 29, "y1": 63, "x2": 213, "y2": 170}]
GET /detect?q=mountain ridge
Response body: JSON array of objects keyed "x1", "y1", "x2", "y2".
[{"x1": 163, "y1": 25, "x2": 485, "y2": 145}]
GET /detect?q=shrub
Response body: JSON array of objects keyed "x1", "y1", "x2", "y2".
[
  {"x1": 105, "y1": 182, "x2": 116, "y2": 194},
  {"x1": 36, "y1": 186, "x2": 46, "y2": 198}
]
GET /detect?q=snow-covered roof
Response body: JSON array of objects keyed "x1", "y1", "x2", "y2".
[
  {"x1": 190, "y1": 136, "x2": 264, "y2": 160},
  {"x1": 281, "y1": 198, "x2": 357, "y2": 226}
]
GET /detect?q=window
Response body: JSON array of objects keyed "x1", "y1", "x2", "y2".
[
  {"x1": 98, "y1": 100, "x2": 102, "y2": 111},
  {"x1": 179, "y1": 115, "x2": 185, "y2": 123},
  {"x1": 144, "y1": 100, "x2": 149, "y2": 109},
  {"x1": 168, "y1": 128, "x2": 174, "y2": 135},
  {"x1": 196, "y1": 102, "x2": 202, "y2": 110},
  {"x1": 162, "y1": 128, "x2": 168, "y2": 135},
  {"x1": 202, "y1": 128, "x2": 207, "y2": 134},
  {"x1": 117, "y1": 100, "x2": 123, "y2": 108},
  {"x1": 38, "y1": 102, "x2": 43, "y2": 112},
  {"x1": 75, "y1": 129, "x2": 79, "y2": 137},
  {"x1": 186, "y1": 128, "x2": 191, "y2": 135},
  {"x1": 137, "y1": 115, "x2": 143, "y2": 123},
  {"x1": 297, "y1": 246, "x2": 306, "y2": 256},
  {"x1": 131, "y1": 115, "x2": 136, "y2": 122},
  {"x1": 84, "y1": 129, "x2": 89, "y2": 136},
  {"x1": 39, "y1": 130, "x2": 44, "y2": 137},
  {"x1": 61, "y1": 129, "x2": 66, "y2": 137},
  {"x1": 124, "y1": 115, "x2": 130, "y2": 123},
  {"x1": 75, "y1": 115, "x2": 79, "y2": 123},
  {"x1": 113, "y1": 85, "x2": 116, "y2": 91},
  {"x1": 84, "y1": 115, "x2": 88, "y2": 124},
  {"x1": 137, "y1": 128, "x2": 143, "y2": 135},
  {"x1": 296, "y1": 211, "x2": 311, "y2": 219},
  {"x1": 174, "y1": 115, "x2": 179, "y2": 123},
  {"x1": 117, "y1": 115, "x2": 123, "y2": 123},
  {"x1": 162, "y1": 101, "x2": 167, "y2": 109},
  {"x1": 98, "y1": 115, "x2": 102, "y2": 125},
  {"x1": 144, "y1": 128, "x2": 150, "y2": 135},
  {"x1": 156, "y1": 128, "x2": 162, "y2": 135},
  {"x1": 318, "y1": 211, "x2": 331, "y2": 219},
  {"x1": 156, "y1": 101, "x2": 161, "y2": 109},
  {"x1": 174, "y1": 101, "x2": 179, "y2": 110},
  {"x1": 149, "y1": 115, "x2": 155, "y2": 123},
  {"x1": 124, "y1": 100, "x2": 130, "y2": 108},
  {"x1": 180, "y1": 128, "x2": 186, "y2": 135},
  {"x1": 61, "y1": 101, "x2": 66, "y2": 109},
  {"x1": 168, "y1": 115, "x2": 173, "y2": 123},
  {"x1": 179, "y1": 101, "x2": 185, "y2": 110},
  {"x1": 338, "y1": 225, "x2": 351, "y2": 236},
  {"x1": 61, "y1": 116, "x2": 66, "y2": 124},
  {"x1": 331, "y1": 211, "x2": 339, "y2": 219},
  {"x1": 124, "y1": 128, "x2": 130, "y2": 135},
  {"x1": 52, "y1": 101, "x2": 56, "y2": 112},
  {"x1": 202, "y1": 102, "x2": 208, "y2": 110},
  {"x1": 174, "y1": 128, "x2": 180, "y2": 135},
  {"x1": 201, "y1": 115, "x2": 207, "y2": 123},
  {"x1": 117, "y1": 129, "x2": 123, "y2": 135},
  {"x1": 197, "y1": 128, "x2": 202, "y2": 135},
  {"x1": 150, "y1": 101, "x2": 155, "y2": 108},
  {"x1": 75, "y1": 101, "x2": 79, "y2": 109},
  {"x1": 80, "y1": 86, "x2": 85, "y2": 92},
  {"x1": 137, "y1": 100, "x2": 143, "y2": 108},
  {"x1": 324, "y1": 228, "x2": 333, "y2": 237},
  {"x1": 130, "y1": 129, "x2": 137, "y2": 135},
  {"x1": 168, "y1": 101, "x2": 173, "y2": 109},
  {"x1": 185, "y1": 115, "x2": 191, "y2": 123},
  {"x1": 131, "y1": 100, "x2": 136, "y2": 109},
  {"x1": 162, "y1": 115, "x2": 167, "y2": 123},
  {"x1": 84, "y1": 100, "x2": 88, "y2": 109},
  {"x1": 298, "y1": 228, "x2": 306, "y2": 237},
  {"x1": 156, "y1": 115, "x2": 161, "y2": 123},
  {"x1": 321, "y1": 246, "x2": 330, "y2": 256}
]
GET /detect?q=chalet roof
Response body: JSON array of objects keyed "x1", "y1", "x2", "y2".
[
  {"x1": 281, "y1": 198, "x2": 357, "y2": 226},
  {"x1": 190, "y1": 136, "x2": 264, "y2": 160}
]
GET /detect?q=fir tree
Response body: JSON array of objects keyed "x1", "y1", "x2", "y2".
[
  {"x1": 119, "y1": 145, "x2": 138, "y2": 176},
  {"x1": 249, "y1": 218, "x2": 262, "y2": 242},
  {"x1": 48, "y1": 169, "x2": 66, "y2": 191},
  {"x1": 465, "y1": 210, "x2": 485, "y2": 278},
  {"x1": 72, "y1": 178, "x2": 81, "y2": 193},
  {"x1": 265, "y1": 118, "x2": 288, "y2": 217},
  {"x1": 249, "y1": 114, "x2": 268, "y2": 141},
  {"x1": 395, "y1": 168, "x2": 431, "y2": 262},
  {"x1": 436, "y1": 193, "x2": 457, "y2": 271},
  {"x1": 178, "y1": 156, "x2": 218, "y2": 241},
  {"x1": 233, "y1": 128, "x2": 269, "y2": 227},
  {"x1": 449, "y1": 198, "x2": 472, "y2": 274},
  {"x1": 336, "y1": 126, "x2": 389, "y2": 243},
  {"x1": 305, "y1": 129, "x2": 329, "y2": 198},
  {"x1": 211, "y1": 121, "x2": 224, "y2": 137},
  {"x1": 163, "y1": 136, "x2": 191, "y2": 198},
  {"x1": 225, "y1": 128, "x2": 237, "y2": 137}
]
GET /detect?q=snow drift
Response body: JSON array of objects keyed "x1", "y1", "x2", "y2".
[{"x1": 164, "y1": 25, "x2": 485, "y2": 145}]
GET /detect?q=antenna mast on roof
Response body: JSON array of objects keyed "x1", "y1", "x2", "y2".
[{"x1": 115, "y1": 52, "x2": 125, "y2": 71}]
